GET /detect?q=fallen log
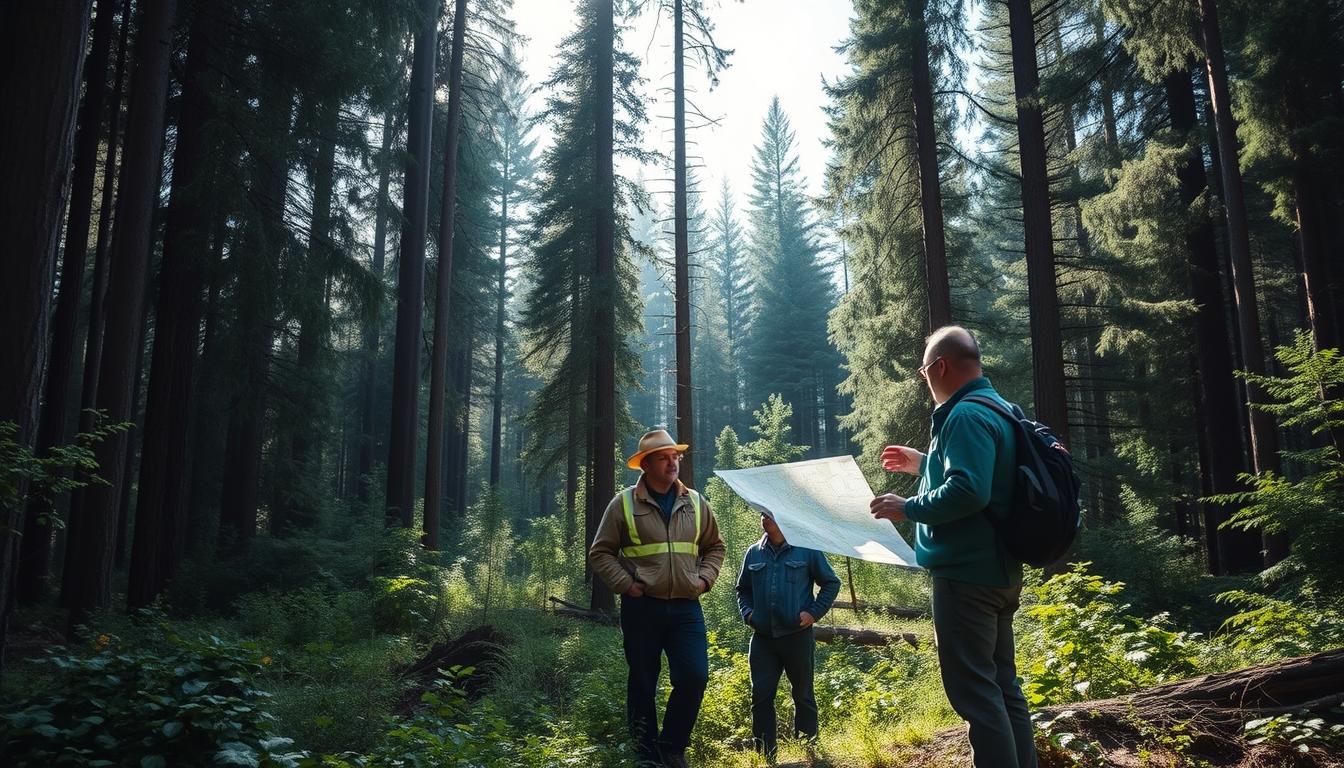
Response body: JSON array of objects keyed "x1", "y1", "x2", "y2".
[
  {"x1": 548, "y1": 596, "x2": 619, "y2": 626},
  {"x1": 832, "y1": 600, "x2": 928, "y2": 619},
  {"x1": 1072, "y1": 647, "x2": 1344, "y2": 726},
  {"x1": 815, "y1": 625, "x2": 918, "y2": 648},
  {"x1": 548, "y1": 595, "x2": 589, "y2": 612},
  {"x1": 898, "y1": 649, "x2": 1344, "y2": 768}
]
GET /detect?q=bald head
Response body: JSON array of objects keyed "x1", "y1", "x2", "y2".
[
  {"x1": 921, "y1": 325, "x2": 983, "y2": 403},
  {"x1": 924, "y1": 326, "x2": 981, "y2": 367}
]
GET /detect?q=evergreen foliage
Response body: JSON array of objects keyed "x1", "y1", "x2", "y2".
[
  {"x1": 519, "y1": 0, "x2": 649, "y2": 476},
  {"x1": 744, "y1": 98, "x2": 844, "y2": 457}
]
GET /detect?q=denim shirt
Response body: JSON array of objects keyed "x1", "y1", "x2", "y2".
[{"x1": 735, "y1": 537, "x2": 841, "y2": 638}]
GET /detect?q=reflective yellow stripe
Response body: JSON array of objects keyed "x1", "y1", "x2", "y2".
[
  {"x1": 621, "y1": 489, "x2": 640, "y2": 546},
  {"x1": 617, "y1": 487, "x2": 703, "y2": 559},
  {"x1": 620, "y1": 541, "x2": 699, "y2": 558},
  {"x1": 689, "y1": 490, "x2": 701, "y2": 543}
]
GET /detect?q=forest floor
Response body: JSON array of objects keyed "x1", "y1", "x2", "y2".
[{"x1": 6, "y1": 558, "x2": 1342, "y2": 767}]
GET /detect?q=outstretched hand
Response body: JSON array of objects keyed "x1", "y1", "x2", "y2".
[{"x1": 881, "y1": 445, "x2": 925, "y2": 475}]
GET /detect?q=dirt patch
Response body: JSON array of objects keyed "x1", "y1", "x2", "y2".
[{"x1": 397, "y1": 625, "x2": 509, "y2": 713}]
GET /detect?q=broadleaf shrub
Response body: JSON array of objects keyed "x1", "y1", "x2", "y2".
[
  {"x1": 1022, "y1": 563, "x2": 1198, "y2": 707},
  {"x1": 1, "y1": 627, "x2": 304, "y2": 767}
]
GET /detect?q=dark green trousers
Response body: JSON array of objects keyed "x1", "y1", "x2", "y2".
[{"x1": 932, "y1": 577, "x2": 1037, "y2": 768}]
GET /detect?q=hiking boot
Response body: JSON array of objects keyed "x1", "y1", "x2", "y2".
[{"x1": 659, "y1": 748, "x2": 689, "y2": 768}]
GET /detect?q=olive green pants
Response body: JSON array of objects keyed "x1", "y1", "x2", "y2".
[{"x1": 932, "y1": 577, "x2": 1037, "y2": 768}]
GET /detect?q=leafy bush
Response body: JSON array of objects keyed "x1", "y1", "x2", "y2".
[
  {"x1": 0, "y1": 416, "x2": 128, "y2": 529},
  {"x1": 1212, "y1": 331, "x2": 1344, "y2": 594},
  {"x1": 1243, "y1": 708, "x2": 1344, "y2": 754},
  {"x1": 370, "y1": 575, "x2": 444, "y2": 637},
  {"x1": 1072, "y1": 489, "x2": 1239, "y2": 630},
  {"x1": 1, "y1": 627, "x2": 303, "y2": 767},
  {"x1": 1214, "y1": 589, "x2": 1344, "y2": 661},
  {"x1": 168, "y1": 528, "x2": 385, "y2": 617},
  {"x1": 266, "y1": 637, "x2": 410, "y2": 756},
  {"x1": 234, "y1": 587, "x2": 373, "y2": 646},
  {"x1": 1021, "y1": 563, "x2": 1199, "y2": 706},
  {"x1": 311, "y1": 668, "x2": 524, "y2": 768},
  {"x1": 1030, "y1": 709, "x2": 1106, "y2": 767}
]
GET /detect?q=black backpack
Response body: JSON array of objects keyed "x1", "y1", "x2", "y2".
[{"x1": 963, "y1": 395, "x2": 1081, "y2": 568}]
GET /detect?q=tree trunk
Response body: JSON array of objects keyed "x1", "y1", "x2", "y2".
[
  {"x1": 0, "y1": 0, "x2": 95, "y2": 667},
  {"x1": 16, "y1": 0, "x2": 117, "y2": 606},
  {"x1": 672, "y1": 0, "x2": 695, "y2": 485},
  {"x1": 424, "y1": 0, "x2": 468, "y2": 549},
  {"x1": 112, "y1": 303, "x2": 150, "y2": 570},
  {"x1": 1197, "y1": 0, "x2": 1279, "y2": 476},
  {"x1": 908, "y1": 0, "x2": 951, "y2": 331},
  {"x1": 1006, "y1": 0, "x2": 1068, "y2": 438},
  {"x1": 128, "y1": 6, "x2": 220, "y2": 608},
  {"x1": 1197, "y1": 0, "x2": 1283, "y2": 566},
  {"x1": 64, "y1": 0, "x2": 133, "y2": 598},
  {"x1": 217, "y1": 64, "x2": 292, "y2": 550},
  {"x1": 1165, "y1": 68, "x2": 1259, "y2": 574},
  {"x1": 1051, "y1": 20, "x2": 1116, "y2": 524},
  {"x1": 386, "y1": 0, "x2": 439, "y2": 528},
  {"x1": 588, "y1": 0, "x2": 618, "y2": 615},
  {"x1": 565, "y1": 291, "x2": 581, "y2": 548},
  {"x1": 490, "y1": 135, "x2": 509, "y2": 487},
  {"x1": 276, "y1": 97, "x2": 338, "y2": 536},
  {"x1": 61, "y1": 0, "x2": 178, "y2": 632},
  {"x1": 453, "y1": 327, "x2": 473, "y2": 520},
  {"x1": 1292, "y1": 145, "x2": 1337, "y2": 353},
  {"x1": 184, "y1": 217, "x2": 228, "y2": 549},
  {"x1": 357, "y1": 112, "x2": 395, "y2": 504}
]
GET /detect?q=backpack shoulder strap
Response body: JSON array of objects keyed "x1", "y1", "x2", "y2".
[{"x1": 962, "y1": 394, "x2": 1016, "y2": 422}]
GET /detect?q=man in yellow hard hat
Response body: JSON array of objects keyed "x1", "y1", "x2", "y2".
[{"x1": 589, "y1": 429, "x2": 727, "y2": 768}]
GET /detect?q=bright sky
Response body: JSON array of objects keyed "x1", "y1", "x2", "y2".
[{"x1": 511, "y1": 0, "x2": 856, "y2": 217}]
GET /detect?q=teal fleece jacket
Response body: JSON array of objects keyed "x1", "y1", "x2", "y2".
[{"x1": 902, "y1": 377, "x2": 1022, "y2": 587}]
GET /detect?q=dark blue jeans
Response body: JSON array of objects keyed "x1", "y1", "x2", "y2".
[
  {"x1": 749, "y1": 627, "x2": 817, "y2": 760},
  {"x1": 620, "y1": 595, "x2": 709, "y2": 763}
]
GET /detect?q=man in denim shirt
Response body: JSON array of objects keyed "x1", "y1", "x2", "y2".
[{"x1": 735, "y1": 512, "x2": 841, "y2": 762}]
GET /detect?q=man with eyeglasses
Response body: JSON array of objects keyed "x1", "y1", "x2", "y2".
[
  {"x1": 590, "y1": 429, "x2": 727, "y2": 768},
  {"x1": 868, "y1": 326, "x2": 1038, "y2": 768}
]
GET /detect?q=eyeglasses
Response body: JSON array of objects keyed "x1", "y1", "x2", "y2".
[{"x1": 916, "y1": 356, "x2": 944, "y2": 380}]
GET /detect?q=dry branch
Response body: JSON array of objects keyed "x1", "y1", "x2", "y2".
[{"x1": 548, "y1": 595, "x2": 619, "y2": 626}]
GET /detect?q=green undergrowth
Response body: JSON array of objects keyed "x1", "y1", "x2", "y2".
[{"x1": 5, "y1": 510, "x2": 1342, "y2": 767}]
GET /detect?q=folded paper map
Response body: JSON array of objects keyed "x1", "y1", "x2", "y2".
[{"x1": 714, "y1": 455, "x2": 920, "y2": 568}]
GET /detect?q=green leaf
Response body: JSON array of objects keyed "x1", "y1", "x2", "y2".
[
  {"x1": 141, "y1": 757, "x2": 167, "y2": 768},
  {"x1": 162, "y1": 721, "x2": 184, "y2": 738},
  {"x1": 215, "y1": 743, "x2": 260, "y2": 768},
  {"x1": 182, "y1": 680, "x2": 208, "y2": 695}
]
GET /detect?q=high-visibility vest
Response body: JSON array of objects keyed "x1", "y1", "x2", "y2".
[{"x1": 618, "y1": 488, "x2": 702, "y2": 559}]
